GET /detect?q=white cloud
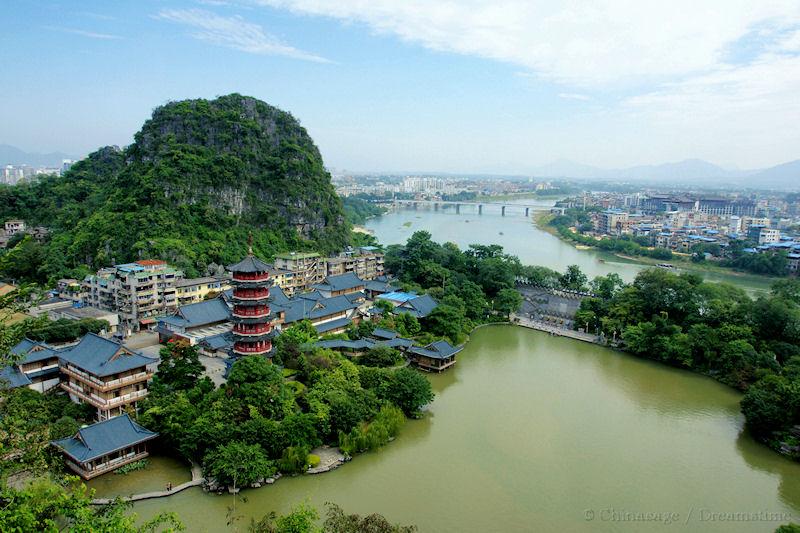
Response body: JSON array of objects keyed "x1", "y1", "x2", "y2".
[
  {"x1": 156, "y1": 8, "x2": 330, "y2": 62},
  {"x1": 558, "y1": 93, "x2": 591, "y2": 101},
  {"x1": 46, "y1": 26, "x2": 122, "y2": 40},
  {"x1": 256, "y1": 1, "x2": 800, "y2": 167},
  {"x1": 254, "y1": 1, "x2": 800, "y2": 85}
]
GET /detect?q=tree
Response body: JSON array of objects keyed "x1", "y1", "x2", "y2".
[
  {"x1": 385, "y1": 368, "x2": 434, "y2": 416},
  {"x1": 494, "y1": 289, "x2": 522, "y2": 318},
  {"x1": 227, "y1": 356, "x2": 294, "y2": 420},
  {"x1": 204, "y1": 442, "x2": 275, "y2": 487},
  {"x1": 476, "y1": 257, "x2": 515, "y2": 296},
  {"x1": 0, "y1": 236, "x2": 47, "y2": 283},
  {"x1": 393, "y1": 312, "x2": 420, "y2": 337},
  {"x1": 590, "y1": 273, "x2": 624, "y2": 300},
  {"x1": 0, "y1": 477, "x2": 183, "y2": 532},
  {"x1": 323, "y1": 502, "x2": 417, "y2": 532},
  {"x1": 359, "y1": 346, "x2": 402, "y2": 367},
  {"x1": 741, "y1": 374, "x2": 798, "y2": 438},
  {"x1": 424, "y1": 304, "x2": 466, "y2": 344},
  {"x1": 559, "y1": 265, "x2": 587, "y2": 291},
  {"x1": 155, "y1": 340, "x2": 205, "y2": 391}
]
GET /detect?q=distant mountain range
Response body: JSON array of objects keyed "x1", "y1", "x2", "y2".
[
  {"x1": 529, "y1": 158, "x2": 800, "y2": 189},
  {"x1": 0, "y1": 144, "x2": 76, "y2": 167}
]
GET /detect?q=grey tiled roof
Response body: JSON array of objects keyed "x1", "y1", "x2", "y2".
[
  {"x1": 227, "y1": 255, "x2": 272, "y2": 273},
  {"x1": 316, "y1": 338, "x2": 376, "y2": 350},
  {"x1": 0, "y1": 365, "x2": 32, "y2": 388},
  {"x1": 176, "y1": 297, "x2": 230, "y2": 327},
  {"x1": 51, "y1": 414, "x2": 158, "y2": 463},
  {"x1": 409, "y1": 340, "x2": 462, "y2": 359},
  {"x1": 313, "y1": 273, "x2": 365, "y2": 292},
  {"x1": 201, "y1": 333, "x2": 233, "y2": 350},
  {"x1": 160, "y1": 297, "x2": 231, "y2": 329},
  {"x1": 11, "y1": 338, "x2": 37, "y2": 355},
  {"x1": 398, "y1": 294, "x2": 438, "y2": 318},
  {"x1": 59, "y1": 333, "x2": 156, "y2": 377},
  {"x1": 314, "y1": 317, "x2": 352, "y2": 333},
  {"x1": 277, "y1": 295, "x2": 360, "y2": 324},
  {"x1": 10, "y1": 338, "x2": 60, "y2": 364},
  {"x1": 371, "y1": 328, "x2": 398, "y2": 340}
]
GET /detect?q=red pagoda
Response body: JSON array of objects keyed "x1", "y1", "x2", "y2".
[{"x1": 228, "y1": 246, "x2": 274, "y2": 357}]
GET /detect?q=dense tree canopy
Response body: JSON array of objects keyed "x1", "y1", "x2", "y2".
[{"x1": 0, "y1": 95, "x2": 351, "y2": 283}]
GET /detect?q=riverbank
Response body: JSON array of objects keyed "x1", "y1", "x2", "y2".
[{"x1": 532, "y1": 211, "x2": 782, "y2": 286}]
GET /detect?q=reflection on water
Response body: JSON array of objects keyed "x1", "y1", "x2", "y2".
[{"x1": 128, "y1": 326, "x2": 800, "y2": 532}]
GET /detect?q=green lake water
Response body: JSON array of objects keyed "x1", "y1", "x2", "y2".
[{"x1": 118, "y1": 326, "x2": 800, "y2": 532}]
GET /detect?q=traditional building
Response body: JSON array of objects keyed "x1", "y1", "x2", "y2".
[
  {"x1": 2, "y1": 338, "x2": 62, "y2": 392},
  {"x1": 228, "y1": 251, "x2": 275, "y2": 357},
  {"x1": 157, "y1": 296, "x2": 232, "y2": 345},
  {"x1": 51, "y1": 414, "x2": 158, "y2": 479},
  {"x1": 59, "y1": 333, "x2": 156, "y2": 421},
  {"x1": 311, "y1": 272, "x2": 366, "y2": 298},
  {"x1": 409, "y1": 340, "x2": 462, "y2": 372},
  {"x1": 377, "y1": 292, "x2": 439, "y2": 318}
]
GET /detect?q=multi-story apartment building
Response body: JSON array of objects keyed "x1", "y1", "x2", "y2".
[
  {"x1": 175, "y1": 276, "x2": 229, "y2": 305},
  {"x1": 84, "y1": 260, "x2": 183, "y2": 331},
  {"x1": 59, "y1": 333, "x2": 155, "y2": 421},
  {"x1": 326, "y1": 247, "x2": 385, "y2": 280},
  {"x1": 598, "y1": 210, "x2": 629, "y2": 236},
  {"x1": 273, "y1": 252, "x2": 327, "y2": 295},
  {"x1": 757, "y1": 227, "x2": 781, "y2": 245}
]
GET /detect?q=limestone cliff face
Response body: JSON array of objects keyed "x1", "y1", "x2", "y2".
[
  {"x1": 125, "y1": 94, "x2": 346, "y2": 241},
  {"x1": 10, "y1": 94, "x2": 350, "y2": 275}
]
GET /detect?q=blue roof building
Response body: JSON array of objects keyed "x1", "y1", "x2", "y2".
[
  {"x1": 1, "y1": 338, "x2": 62, "y2": 392},
  {"x1": 51, "y1": 414, "x2": 158, "y2": 479},
  {"x1": 59, "y1": 333, "x2": 156, "y2": 421},
  {"x1": 157, "y1": 296, "x2": 232, "y2": 345},
  {"x1": 409, "y1": 340, "x2": 463, "y2": 372}
]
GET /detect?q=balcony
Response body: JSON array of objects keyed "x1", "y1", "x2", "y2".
[
  {"x1": 61, "y1": 382, "x2": 148, "y2": 408},
  {"x1": 233, "y1": 343, "x2": 272, "y2": 355},
  {"x1": 233, "y1": 272, "x2": 270, "y2": 282},
  {"x1": 66, "y1": 450, "x2": 150, "y2": 480},
  {"x1": 232, "y1": 307, "x2": 270, "y2": 318},
  {"x1": 61, "y1": 364, "x2": 151, "y2": 391},
  {"x1": 233, "y1": 288, "x2": 270, "y2": 301}
]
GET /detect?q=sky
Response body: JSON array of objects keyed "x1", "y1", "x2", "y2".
[{"x1": 1, "y1": 1, "x2": 799, "y2": 174}]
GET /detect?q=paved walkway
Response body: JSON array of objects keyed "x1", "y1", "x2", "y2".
[
  {"x1": 512, "y1": 315, "x2": 602, "y2": 345},
  {"x1": 91, "y1": 462, "x2": 204, "y2": 505},
  {"x1": 307, "y1": 446, "x2": 345, "y2": 474}
]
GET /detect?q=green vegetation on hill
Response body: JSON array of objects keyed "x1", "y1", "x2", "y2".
[
  {"x1": 0, "y1": 94, "x2": 350, "y2": 282},
  {"x1": 342, "y1": 196, "x2": 387, "y2": 226}
]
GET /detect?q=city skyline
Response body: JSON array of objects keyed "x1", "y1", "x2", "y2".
[{"x1": 2, "y1": 1, "x2": 799, "y2": 173}]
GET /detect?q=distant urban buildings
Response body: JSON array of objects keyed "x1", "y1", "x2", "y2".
[{"x1": 556, "y1": 190, "x2": 800, "y2": 274}]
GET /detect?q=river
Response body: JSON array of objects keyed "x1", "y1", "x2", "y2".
[
  {"x1": 111, "y1": 326, "x2": 799, "y2": 532},
  {"x1": 363, "y1": 200, "x2": 777, "y2": 294}
]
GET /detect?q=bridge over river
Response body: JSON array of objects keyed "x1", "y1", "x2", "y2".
[{"x1": 382, "y1": 199, "x2": 543, "y2": 217}]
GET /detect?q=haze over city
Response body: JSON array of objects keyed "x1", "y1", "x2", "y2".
[{"x1": 2, "y1": 1, "x2": 800, "y2": 173}]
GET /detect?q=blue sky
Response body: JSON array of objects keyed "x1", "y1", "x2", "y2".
[{"x1": 1, "y1": 1, "x2": 799, "y2": 173}]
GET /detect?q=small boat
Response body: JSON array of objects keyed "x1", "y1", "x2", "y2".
[
  {"x1": 656, "y1": 263, "x2": 676, "y2": 269},
  {"x1": 499, "y1": 231, "x2": 504, "y2": 235}
]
